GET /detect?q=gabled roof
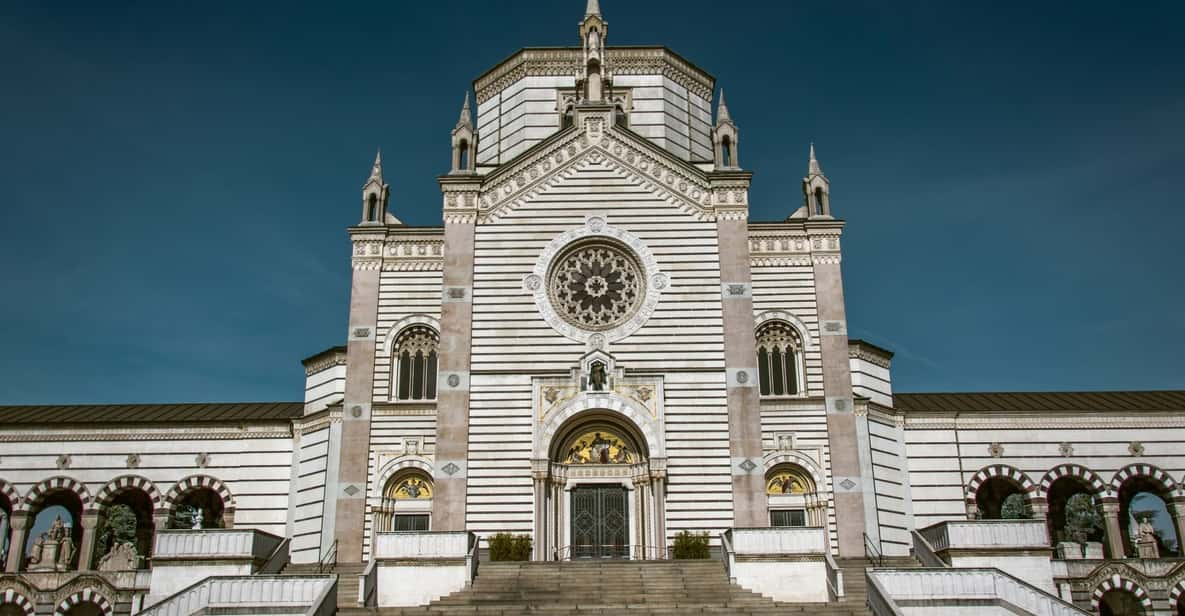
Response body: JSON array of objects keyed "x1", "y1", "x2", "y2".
[
  {"x1": 0, "y1": 402, "x2": 303, "y2": 426},
  {"x1": 893, "y1": 391, "x2": 1185, "y2": 413}
]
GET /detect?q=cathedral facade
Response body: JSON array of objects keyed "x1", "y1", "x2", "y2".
[{"x1": 2, "y1": 3, "x2": 1185, "y2": 615}]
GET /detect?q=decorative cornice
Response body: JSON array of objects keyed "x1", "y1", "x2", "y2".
[
  {"x1": 303, "y1": 349, "x2": 347, "y2": 376},
  {"x1": 0, "y1": 424, "x2": 292, "y2": 442},
  {"x1": 903, "y1": 412, "x2": 1185, "y2": 431},
  {"x1": 849, "y1": 341, "x2": 893, "y2": 369},
  {"x1": 474, "y1": 47, "x2": 714, "y2": 105}
]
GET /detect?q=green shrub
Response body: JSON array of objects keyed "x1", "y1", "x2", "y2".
[
  {"x1": 672, "y1": 530, "x2": 710, "y2": 559},
  {"x1": 488, "y1": 533, "x2": 532, "y2": 561}
]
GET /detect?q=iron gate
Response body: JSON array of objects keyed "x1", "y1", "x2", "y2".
[{"x1": 570, "y1": 486, "x2": 629, "y2": 559}]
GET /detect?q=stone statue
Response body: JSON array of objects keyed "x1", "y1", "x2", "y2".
[
  {"x1": 1135, "y1": 513, "x2": 1160, "y2": 559},
  {"x1": 98, "y1": 541, "x2": 138, "y2": 571},
  {"x1": 27, "y1": 533, "x2": 45, "y2": 566},
  {"x1": 589, "y1": 362, "x2": 607, "y2": 391},
  {"x1": 192, "y1": 508, "x2": 204, "y2": 530},
  {"x1": 28, "y1": 516, "x2": 75, "y2": 571}
]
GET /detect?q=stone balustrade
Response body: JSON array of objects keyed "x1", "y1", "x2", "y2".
[
  {"x1": 918, "y1": 519, "x2": 1049, "y2": 553},
  {"x1": 372, "y1": 530, "x2": 473, "y2": 560},
  {"x1": 867, "y1": 568, "x2": 1088, "y2": 616},
  {"x1": 153, "y1": 529, "x2": 284, "y2": 562},
  {"x1": 729, "y1": 526, "x2": 826, "y2": 555},
  {"x1": 139, "y1": 575, "x2": 335, "y2": 616}
]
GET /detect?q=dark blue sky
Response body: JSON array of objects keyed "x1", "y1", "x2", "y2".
[{"x1": 2, "y1": 1, "x2": 1183, "y2": 404}]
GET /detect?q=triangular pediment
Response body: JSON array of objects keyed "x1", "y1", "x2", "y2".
[{"x1": 478, "y1": 113, "x2": 720, "y2": 223}]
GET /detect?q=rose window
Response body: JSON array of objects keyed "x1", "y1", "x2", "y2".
[{"x1": 548, "y1": 241, "x2": 643, "y2": 331}]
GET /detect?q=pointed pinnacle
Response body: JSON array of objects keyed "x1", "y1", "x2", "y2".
[
  {"x1": 370, "y1": 149, "x2": 383, "y2": 180},
  {"x1": 458, "y1": 92, "x2": 473, "y2": 127},
  {"x1": 808, "y1": 143, "x2": 823, "y2": 175},
  {"x1": 716, "y1": 89, "x2": 731, "y2": 124},
  {"x1": 586, "y1": 0, "x2": 601, "y2": 17}
]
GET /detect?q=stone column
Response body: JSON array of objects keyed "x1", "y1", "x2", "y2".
[
  {"x1": 712, "y1": 176, "x2": 767, "y2": 529},
  {"x1": 531, "y1": 463, "x2": 548, "y2": 561},
  {"x1": 5, "y1": 512, "x2": 28, "y2": 572},
  {"x1": 1171, "y1": 498, "x2": 1185, "y2": 557},
  {"x1": 1101, "y1": 500, "x2": 1126, "y2": 559},
  {"x1": 332, "y1": 227, "x2": 385, "y2": 563},
  {"x1": 651, "y1": 471, "x2": 667, "y2": 559},
  {"x1": 635, "y1": 474, "x2": 649, "y2": 559},
  {"x1": 77, "y1": 512, "x2": 99, "y2": 570},
  {"x1": 809, "y1": 222, "x2": 874, "y2": 557},
  {"x1": 432, "y1": 179, "x2": 480, "y2": 531}
]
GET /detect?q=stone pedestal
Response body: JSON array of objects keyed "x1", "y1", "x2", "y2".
[
  {"x1": 372, "y1": 531, "x2": 476, "y2": 607},
  {"x1": 723, "y1": 527, "x2": 828, "y2": 603},
  {"x1": 1083, "y1": 541, "x2": 1105, "y2": 559}
]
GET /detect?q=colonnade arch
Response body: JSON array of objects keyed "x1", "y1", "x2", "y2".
[
  {"x1": 1091, "y1": 575, "x2": 1151, "y2": 616},
  {"x1": 967, "y1": 463, "x2": 1185, "y2": 559},
  {"x1": 373, "y1": 457, "x2": 435, "y2": 534},
  {"x1": 3, "y1": 473, "x2": 236, "y2": 573}
]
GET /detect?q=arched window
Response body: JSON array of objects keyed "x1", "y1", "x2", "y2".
[
  {"x1": 170, "y1": 487, "x2": 226, "y2": 530},
  {"x1": 614, "y1": 105, "x2": 628, "y2": 129},
  {"x1": 393, "y1": 326, "x2": 439, "y2": 401},
  {"x1": 458, "y1": 140, "x2": 469, "y2": 171},
  {"x1": 814, "y1": 187, "x2": 826, "y2": 216},
  {"x1": 721, "y1": 136, "x2": 732, "y2": 167},
  {"x1": 756, "y1": 321, "x2": 802, "y2": 397},
  {"x1": 377, "y1": 471, "x2": 432, "y2": 532},
  {"x1": 367, "y1": 194, "x2": 378, "y2": 222},
  {"x1": 766, "y1": 464, "x2": 824, "y2": 527}
]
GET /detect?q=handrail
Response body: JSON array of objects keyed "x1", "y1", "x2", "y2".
[
  {"x1": 720, "y1": 531, "x2": 734, "y2": 579},
  {"x1": 824, "y1": 551, "x2": 845, "y2": 600},
  {"x1": 909, "y1": 529, "x2": 946, "y2": 568},
  {"x1": 867, "y1": 567, "x2": 1090, "y2": 616},
  {"x1": 864, "y1": 532, "x2": 884, "y2": 567},
  {"x1": 864, "y1": 569, "x2": 906, "y2": 616},
  {"x1": 260, "y1": 537, "x2": 291, "y2": 574},
  {"x1": 466, "y1": 532, "x2": 480, "y2": 584},
  {"x1": 359, "y1": 558, "x2": 378, "y2": 607},
  {"x1": 318, "y1": 539, "x2": 338, "y2": 574}
]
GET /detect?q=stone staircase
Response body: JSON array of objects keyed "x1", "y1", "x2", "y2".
[
  {"x1": 339, "y1": 559, "x2": 873, "y2": 615},
  {"x1": 283, "y1": 561, "x2": 365, "y2": 609}
]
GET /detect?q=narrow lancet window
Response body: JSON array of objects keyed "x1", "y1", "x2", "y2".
[
  {"x1": 393, "y1": 326, "x2": 440, "y2": 401},
  {"x1": 756, "y1": 321, "x2": 802, "y2": 397}
]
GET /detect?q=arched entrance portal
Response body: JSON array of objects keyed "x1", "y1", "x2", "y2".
[{"x1": 533, "y1": 411, "x2": 666, "y2": 561}]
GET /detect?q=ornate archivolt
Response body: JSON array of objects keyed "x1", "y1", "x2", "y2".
[
  {"x1": 533, "y1": 391, "x2": 665, "y2": 462},
  {"x1": 753, "y1": 310, "x2": 817, "y2": 353},
  {"x1": 371, "y1": 455, "x2": 434, "y2": 500}
]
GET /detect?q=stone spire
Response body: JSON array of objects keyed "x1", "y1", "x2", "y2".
[
  {"x1": 451, "y1": 93, "x2": 477, "y2": 174},
  {"x1": 716, "y1": 89, "x2": 732, "y2": 124},
  {"x1": 456, "y1": 93, "x2": 473, "y2": 128},
  {"x1": 808, "y1": 143, "x2": 822, "y2": 176},
  {"x1": 712, "y1": 89, "x2": 739, "y2": 169},
  {"x1": 578, "y1": 0, "x2": 608, "y2": 102},
  {"x1": 361, "y1": 149, "x2": 390, "y2": 224},
  {"x1": 803, "y1": 143, "x2": 830, "y2": 217},
  {"x1": 368, "y1": 149, "x2": 384, "y2": 183}
]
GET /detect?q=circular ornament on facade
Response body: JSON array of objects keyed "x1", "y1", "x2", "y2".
[
  {"x1": 548, "y1": 242, "x2": 644, "y2": 331},
  {"x1": 528, "y1": 217, "x2": 665, "y2": 345}
]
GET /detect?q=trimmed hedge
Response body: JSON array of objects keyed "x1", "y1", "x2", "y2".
[
  {"x1": 489, "y1": 533, "x2": 532, "y2": 561},
  {"x1": 672, "y1": 530, "x2": 710, "y2": 559}
]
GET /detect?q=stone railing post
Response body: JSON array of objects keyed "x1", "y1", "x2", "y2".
[
  {"x1": 5, "y1": 512, "x2": 29, "y2": 572},
  {"x1": 1100, "y1": 500, "x2": 1125, "y2": 559}
]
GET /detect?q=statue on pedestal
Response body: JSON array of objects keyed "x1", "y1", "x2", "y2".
[
  {"x1": 1134, "y1": 512, "x2": 1160, "y2": 559},
  {"x1": 27, "y1": 516, "x2": 74, "y2": 571}
]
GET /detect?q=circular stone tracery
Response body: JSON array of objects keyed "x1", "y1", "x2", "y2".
[{"x1": 548, "y1": 241, "x2": 643, "y2": 331}]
